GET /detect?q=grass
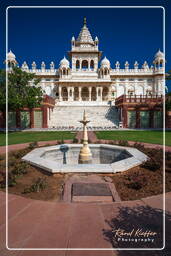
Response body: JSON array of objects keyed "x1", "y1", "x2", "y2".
[
  {"x1": 96, "y1": 130, "x2": 171, "y2": 146},
  {"x1": 0, "y1": 131, "x2": 76, "y2": 146},
  {"x1": 0, "y1": 130, "x2": 170, "y2": 147}
]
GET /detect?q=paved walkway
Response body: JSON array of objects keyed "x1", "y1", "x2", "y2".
[
  {"x1": 0, "y1": 191, "x2": 171, "y2": 256},
  {"x1": 0, "y1": 131, "x2": 170, "y2": 154},
  {"x1": 76, "y1": 131, "x2": 98, "y2": 143},
  {"x1": 0, "y1": 140, "x2": 73, "y2": 154}
]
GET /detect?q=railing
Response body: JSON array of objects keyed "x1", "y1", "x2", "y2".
[
  {"x1": 24, "y1": 67, "x2": 164, "y2": 76},
  {"x1": 110, "y1": 67, "x2": 164, "y2": 75},
  {"x1": 115, "y1": 94, "x2": 163, "y2": 105}
]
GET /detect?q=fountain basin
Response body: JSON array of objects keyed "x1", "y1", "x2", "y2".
[{"x1": 22, "y1": 144, "x2": 148, "y2": 174}]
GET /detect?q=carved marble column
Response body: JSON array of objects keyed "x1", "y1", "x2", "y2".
[
  {"x1": 79, "y1": 87, "x2": 82, "y2": 101},
  {"x1": 72, "y1": 87, "x2": 74, "y2": 101},
  {"x1": 96, "y1": 87, "x2": 99, "y2": 101},
  {"x1": 88, "y1": 59, "x2": 90, "y2": 71},
  {"x1": 59, "y1": 85, "x2": 62, "y2": 101},
  {"x1": 100, "y1": 87, "x2": 103, "y2": 101},
  {"x1": 67, "y1": 87, "x2": 70, "y2": 101},
  {"x1": 88, "y1": 87, "x2": 92, "y2": 101},
  {"x1": 108, "y1": 86, "x2": 112, "y2": 101}
]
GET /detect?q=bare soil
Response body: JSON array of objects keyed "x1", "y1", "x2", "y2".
[
  {"x1": 0, "y1": 147, "x2": 65, "y2": 201},
  {"x1": 101, "y1": 147, "x2": 171, "y2": 201},
  {"x1": 0, "y1": 145, "x2": 170, "y2": 201}
]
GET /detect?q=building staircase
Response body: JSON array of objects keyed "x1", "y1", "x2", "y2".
[{"x1": 48, "y1": 105, "x2": 119, "y2": 128}]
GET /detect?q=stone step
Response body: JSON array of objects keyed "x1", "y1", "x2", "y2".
[{"x1": 49, "y1": 106, "x2": 119, "y2": 128}]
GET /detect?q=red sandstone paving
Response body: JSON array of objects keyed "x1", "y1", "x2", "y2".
[
  {"x1": 24, "y1": 203, "x2": 75, "y2": 249},
  {"x1": 0, "y1": 191, "x2": 171, "y2": 256},
  {"x1": 76, "y1": 131, "x2": 97, "y2": 143},
  {"x1": 165, "y1": 194, "x2": 171, "y2": 212},
  {"x1": 20, "y1": 250, "x2": 67, "y2": 256},
  {"x1": 141, "y1": 194, "x2": 163, "y2": 210},
  {"x1": 0, "y1": 137, "x2": 170, "y2": 155},
  {"x1": 67, "y1": 203, "x2": 113, "y2": 249},
  {"x1": 8, "y1": 196, "x2": 33, "y2": 220},
  {"x1": 8, "y1": 201, "x2": 52, "y2": 247},
  {"x1": 66, "y1": 249, "x2": 117, "y2": 256},
  {"x1": 0, "y1": 191, "x2": 17, "y2": 204},
  {"x1": 0, "y1": 140, "x2": 73, "y2": 154}
]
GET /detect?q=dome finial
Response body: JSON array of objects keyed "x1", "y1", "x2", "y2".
[{"x1": 84, "y1": 17, "x2": 87, "y2": 26}]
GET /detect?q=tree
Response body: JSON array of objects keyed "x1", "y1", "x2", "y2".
[
  {"x1": 166, "y1": 70, "x2": 171, "y2": 110},
  {"x1": 0, "y1": 67, "x2": 44, "y2": 111},
  {"x1": 166, "y1": 70, "x2": 171, "y2": 80},
  {"x1": 0, "y1": 69, "x2": 6, "y2": 111},
  {"x1": 166, "y1": 70, "x2": 171, "y2": 93}
]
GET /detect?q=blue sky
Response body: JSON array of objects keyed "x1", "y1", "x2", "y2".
[{"x1": 1, "y1": 0, "x2": 171, "y2": 90}]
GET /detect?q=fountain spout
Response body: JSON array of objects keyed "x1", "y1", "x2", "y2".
[{"x1": 78, "y1": 110, "x2": 92, "y2": 164}]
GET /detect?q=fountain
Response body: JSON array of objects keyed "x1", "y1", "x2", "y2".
[
  {"x1": 78, "y1": 110, "x2": 92, "y2": 164},
  {"x1": 22, "y1": 112, "x2": 148, "y2": 174}
]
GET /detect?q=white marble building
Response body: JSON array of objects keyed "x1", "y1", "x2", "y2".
[{"x1": 7, "y1": 18, "x2": 165, "y2": 107}]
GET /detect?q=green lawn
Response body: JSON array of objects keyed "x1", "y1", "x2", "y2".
[
  {"x1": 0, "y1": 131, "x2": 76, "y2": 146},
  {"x1": 0, "y1": 130, "x2": 170, "y2": 147},
  {"x1": 96, "y1": 130, "x2": 171, "y2": 146}
]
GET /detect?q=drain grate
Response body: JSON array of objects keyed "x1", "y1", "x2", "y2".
[{"x1": 72, "y1": 183, "x2": 113, "y2": 202}]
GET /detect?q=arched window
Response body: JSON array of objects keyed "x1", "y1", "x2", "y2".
[
  {"x1": 159, "y1": 60, "x2": 164, "y2": 68},
  {"x1": 76, "y1": 60, "x2": 80, "y2": 70},
  {"x1": 81, "y1": 87, "x2": 89, "y2": 101},
  {"x1": 102, "y1": 87, "x2": 109, "y2": 101},
  {"x1": 61, "y1": 87, "x2": 68, "y2": 101},
  {"x1": 82, "y1": 60, "x2": 88, "y2": 70},
  {"x1": 90, "y1": 60, "x2": 94, "y2": 70},
  {"x1": 104, "y1": 69, "x2": 107, "y2": 76},
  {"x1": 63, "y1": 69, "x2": 66, "y2": 75}
]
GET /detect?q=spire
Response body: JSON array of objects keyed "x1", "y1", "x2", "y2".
[
  {"x1": 83, "y1": 17, "x2": 87, "y2": 26},
  {"x1": 76, "y1": 18, "x2": 94, "y2": 44}
]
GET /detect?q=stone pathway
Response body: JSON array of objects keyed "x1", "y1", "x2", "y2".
[
  {"x1": 1, "y1": 130, "x2": 169, "y2": 155},
  {"x1": 0, "y1": 140, "x2": 73, "y2": 154},
  {"x1": 76, "y1": 131, "x2": 97, "y2": 143},
  {"x1": 1, "y1": 191, "x2": 171, "y2": 255}
]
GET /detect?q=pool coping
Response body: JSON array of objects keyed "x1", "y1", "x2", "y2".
[{"x1": 22, "y1": 144, "x2": 148, "y2": 174}]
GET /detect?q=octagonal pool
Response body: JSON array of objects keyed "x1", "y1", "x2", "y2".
[{"x1": 22, "y1": 144, "x2": 148, "y2": 174}]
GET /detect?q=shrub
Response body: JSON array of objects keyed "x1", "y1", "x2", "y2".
[
  {"x1": 23, "y1": 177, "x2": 47, "y2": 193},
  {"x1": 133, "y1": 142, "x2": 145, "y2": 151},
  {"x1": 124, "y1": 172, "x2": 147, "y2": 190},
  {"x1": 57, "y1": 140, "x2": 65, "y2": 145},
  {"x1": 8, "y1": 173, "x2": 17, "y2": 187},
  {"x1": 166, "y1": 167, "x2": 171, "y2": 173},
  {"x1": 0, "y1": 171, "x2": 18, "y2": 188},
  {"x1": 166, "y1": 152, "x2": 171, "y2": 161},
  {"x1": 0, "y1": 160, "x2": 6, "y2": 168},
  {"x1": 29, "y1": 141, "x2": 38, "y2": 149},
  {"x1": 0, "y1": 155, "x2": 5, "y2": 161},
  {"x1": 10, "y1": 150, "x2": 28, "y2": 159},
  {"x1": 73, "y1": 138, "x2": 79, "y2": 143},
  {"x1": 0, "y1": 172, "x2": 6, "y2": 188},
  {"x1": 8, "y1": 156, "x2": 17, "y2": 167},
  {"x1": 110, "y1": 140, "x2": 117, "y2": 145},
  {"x1": 118, "y1": 140, "x2": 129, "y2": 147},
  {"x1": 141, "y1": 159, "x2": 160, "y2": 171},
  {"x1": 11, "y1": 162, "x2": 29, "y2": 176}
]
